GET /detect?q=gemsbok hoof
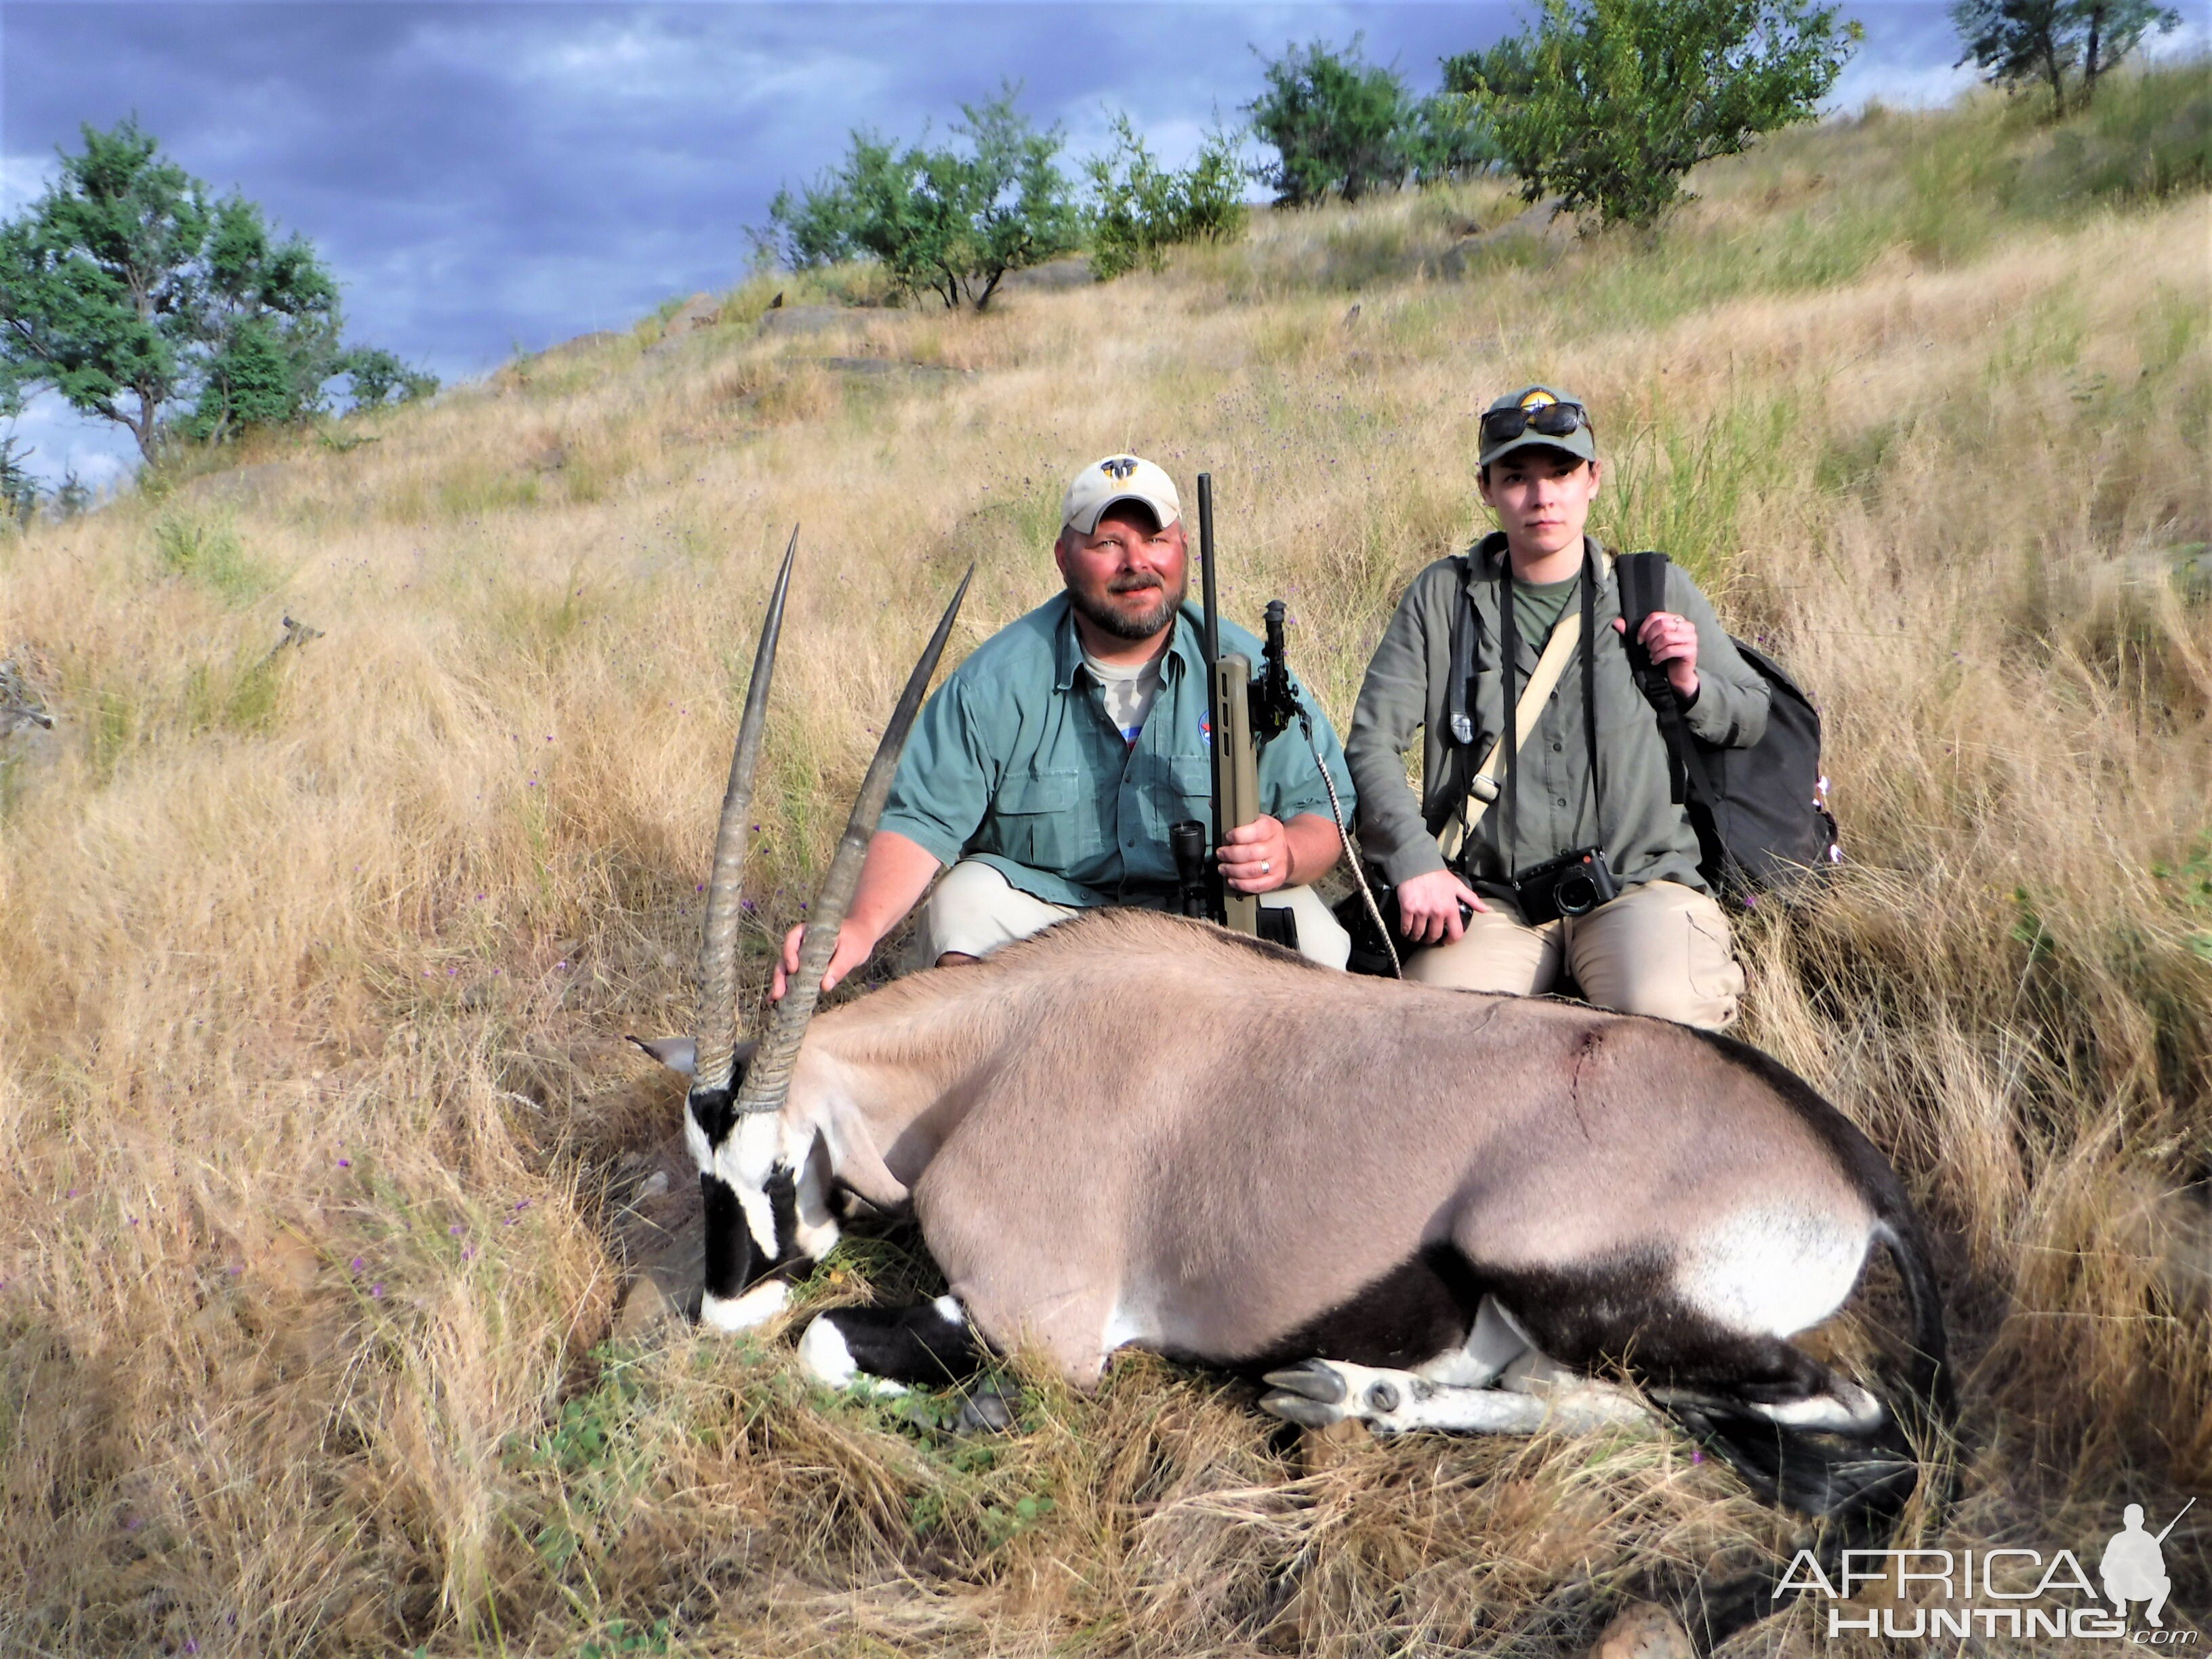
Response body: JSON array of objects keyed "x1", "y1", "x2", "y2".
[
  {"x1": 956, "y1": 1382, "x2": 1015, "y2": 1433},
  {"x1": 1262, "y1": 1359, "x2": 1349, "y2": 1404}
]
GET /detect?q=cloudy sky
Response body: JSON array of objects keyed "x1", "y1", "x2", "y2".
[{"x1": 0, "y1": 1, "x2": 2182, "y2": 487}]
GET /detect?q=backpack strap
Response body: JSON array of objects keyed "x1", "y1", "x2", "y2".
[{"x1": 1616, "y1": 551, "x2": 1732, "y2": 882}]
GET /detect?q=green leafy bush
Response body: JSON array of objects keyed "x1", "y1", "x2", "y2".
[
  {"x1": 1478, "y1": 0, "x2": 1862, "y2": 228},
  {"x1": 335, "y1": 346, "x2": 438, "y2": 409},
  {"x1": 1084, "y1": 117, "x2": 1249, "y2": 279},
  {"x1": 1245, "y1": 37, "x2": 1414, "y2": 206},
  {"x1": 769, "y1": 85, "x2": 1082, "y2": 310}
]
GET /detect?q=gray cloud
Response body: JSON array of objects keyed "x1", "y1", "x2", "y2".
[{"x1": 3, "y1": 1, "x2": 2085, "y2": 487}]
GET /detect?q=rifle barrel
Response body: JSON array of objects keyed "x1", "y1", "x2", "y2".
[
  {"x1": 2154, "y1": 1496, "x2": 2196, "y2": 1544},
  {"x1": 1197, "y1": 472, "x2": 1219, "y2": 664}
]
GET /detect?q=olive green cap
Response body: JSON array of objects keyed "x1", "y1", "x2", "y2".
[{"x1": 1479, "y1": 384, "x2": 1597, "y2": 468}]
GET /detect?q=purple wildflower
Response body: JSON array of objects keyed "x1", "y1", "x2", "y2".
[{"x1": 370, "y1": 1284, "x2": 385, "y2": 1298}]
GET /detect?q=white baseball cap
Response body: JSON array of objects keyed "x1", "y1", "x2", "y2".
[{"x1": 1061, "y1": 453, "x2": 1182, "y2": 535}]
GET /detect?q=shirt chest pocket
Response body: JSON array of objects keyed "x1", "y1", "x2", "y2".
[
  {"x1": 988, "y1": 768, "x2": 1092, "y2": 869},
  {"x1": 1166, "y1": 756, "x2": 1213, "y2": 827}
]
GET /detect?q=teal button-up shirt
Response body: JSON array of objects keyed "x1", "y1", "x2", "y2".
[{"x1": 880, "y1": 594, "x2": 1357, "y2": 909}]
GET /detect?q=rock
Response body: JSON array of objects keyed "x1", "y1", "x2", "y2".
[
  {"x1": 540, "y1": 330, "x2": 621, "y2": 360},
  {"x1": 1439, "y1": 197, "x2": 1574, "y2": 276},
  {"x1": 756, "y1": 304, "x2": 851, "y2": 338},
  {"x1": 806, "y1": 356, "x2": 966, "y2": 380},
  {"x1": 644, "y1": 293, "x2": 724, "y2": 356},
  {"x1": 614, "y1": 1231, "x2": 701, "y2": 1338},
  {"x1": 1586, "y1": 1602, "x2": 1695, "y2": 1659},
  {"x1": 1297, "y1": 1416, "x2": 1372, "y2": 1475},
  {"x1": 663, "y1": 293, "x2": 721, "y2": 335},
  {"x1": 994, "y1": 255, "x2": 1096, "y2": 293}
]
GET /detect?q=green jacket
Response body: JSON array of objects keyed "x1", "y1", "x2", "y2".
[
  {"x1": 881, "y1": 594, "x2": 1357, "y2": 909},
  {"x1": 1347, "y1": 534, "x2": 1768, "y2": 898}
]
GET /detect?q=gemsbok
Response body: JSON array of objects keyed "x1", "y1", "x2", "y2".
[{"x1": 642, "y1": 540, "x2": 1953, "y2": 1647}]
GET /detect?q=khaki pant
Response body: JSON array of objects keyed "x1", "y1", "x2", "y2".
[
  {"x1": 912, "y1": 858, "x2": 1353, "y2": 972},
  {"x1": 1404, "y1": 878, "x2": 1744, "y2": 1029}
]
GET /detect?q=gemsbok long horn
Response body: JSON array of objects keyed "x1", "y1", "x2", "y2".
[
  {"x1": 731, "y1": 565, "x2": 974, "y2": 1116},
  {"x1": 692, "y1": 527, "x2": 799, "y2": 1095}
]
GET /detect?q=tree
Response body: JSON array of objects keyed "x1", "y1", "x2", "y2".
[
  {"x1": 0, "y1": 433, "x2": 38, "y2": 528},
  {"x1": 1084, "y1": 117, "x2": 1250, "y2": 279},
  {"x1": 0, "y1": 121, "x2": 207, "y2": 458},
  {"x1": 1475, "y1": 0, "x2": 1860, "y2": 228},
  {"x1": 335, "y1": 346, "x2": 438, "y2": 409},
  {"x1": 180, "y1": 194, "x2": 344, "y2": 441},
  {"x1": 1245, "y1": 38, "x2": 1414, "y2": 206},
  {"x1": 1442, "y1": 35, "x2": 1543, "y2": 100},
  {"x1": 1950, "y1": 0, "x2": 2181, "y2": 117},
  {"x1": 0, "y1": 119, "x2": 430, "y2": 460},
  {"x1": 1397, "y1": 94, "x2": 1502, "y2": 186},
  {"x1": 769, "y1": 86, "x2": 1082, "y2": 310}
]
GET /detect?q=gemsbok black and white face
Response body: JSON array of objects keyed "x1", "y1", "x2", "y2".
[
  {"x1": 672, "y1": 1054, "x2": 842, "y2": 1330},
  {"x1": 640, "y1": 529, "x2": 969, "y2": 1334}
]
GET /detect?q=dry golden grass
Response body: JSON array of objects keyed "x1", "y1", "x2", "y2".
[{"x1": 1, "y1": 78, "x2": 2207, "y2": 1656}]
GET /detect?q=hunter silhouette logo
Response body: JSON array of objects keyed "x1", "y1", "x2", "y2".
[
  {"x1": 1517, "y1": 389, "x2": 1557, "y2": 410},
  {"x1": 2104, "y1": 1500, "x2": 2188, "y2": 1629},
  {"x1": 1101, "y1": 457, "x2": 1138, "y2": 480},
  {"x1": 1778, "y1": 1497, "x2": 2197, "y2": 1641}
]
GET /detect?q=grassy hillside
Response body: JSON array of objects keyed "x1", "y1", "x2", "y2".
[{"x1": 1, "y1": 70, "x2": 2207, "y2": 1656}]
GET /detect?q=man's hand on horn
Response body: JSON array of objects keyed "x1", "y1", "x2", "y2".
[
  {"x1": 1615, "y1": 609, "x2": 1700, "y2": 701},
  {"x1": 769, "y1": 828, "x2": 945, "y2": 1002},
  {"x1": 772, "y1": 920, "x2": 876, "y2": 1002}
]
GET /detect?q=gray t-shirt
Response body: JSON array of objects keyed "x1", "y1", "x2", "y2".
[{"x1": 1082, "y1": 647, "x2": 1164, "y2": 746}]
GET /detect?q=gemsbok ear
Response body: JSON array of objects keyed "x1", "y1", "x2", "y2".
[
  {"x1": 629, "y1": 1036, "x2": 757, "y2": 1082},
  {"x1": 629, "y1": 1035, "x2": 697, "y2": 1077}
]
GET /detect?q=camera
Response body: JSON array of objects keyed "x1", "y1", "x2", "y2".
[{"x1": 1510, "y1": 846, "x2": 1620, "y2": 926}]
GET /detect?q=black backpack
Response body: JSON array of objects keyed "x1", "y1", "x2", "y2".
[{"x1": 1616, "y1": 552, "x2": 1839, "y2": 897}]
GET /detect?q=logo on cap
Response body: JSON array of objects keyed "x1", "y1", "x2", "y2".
[
  {"x1": 1518, "y1": 390, "x2": 1557, "y2": 411},
  {"x1": 1101, "y1": 457, "x2": 1138, "y2": 480}
]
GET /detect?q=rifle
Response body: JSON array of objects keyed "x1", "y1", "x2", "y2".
[
  {"x1": 1168, "y1": 473, "x2": 1306, "y2": 945},
  {"x1": 1200, "y1": 473, "x2": 1261, "y2": 935}
]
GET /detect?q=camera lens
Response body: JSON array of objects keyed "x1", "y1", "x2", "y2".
[{"x1": 1555, "y1": 874, "x2": 1597, "y2": 916}]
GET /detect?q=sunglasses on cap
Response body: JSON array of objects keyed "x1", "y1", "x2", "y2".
[{"x1": 1479, "y1": 401, "x2": 1592, "y2": 445}]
